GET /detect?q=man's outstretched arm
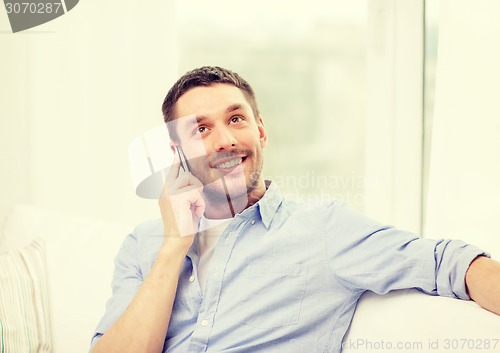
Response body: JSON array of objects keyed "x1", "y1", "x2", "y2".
[{"x1": 466, "y1": 256, "x2": 500, "y2": 315}]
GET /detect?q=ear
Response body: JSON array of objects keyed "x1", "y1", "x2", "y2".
[
  {"x1": 169, "y1": 140, "x2": 177, "y2": 154},
  {"x1": 257, "y1": 115, "x2": 268, "y2": 148}
]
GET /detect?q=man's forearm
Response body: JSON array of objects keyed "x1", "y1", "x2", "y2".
[
  {"x1": 466, "y1": 256, "x2": 500, "y2": 315},
  {"x1": 91, "y1": 245, "x2": 186, "y2": 353}
]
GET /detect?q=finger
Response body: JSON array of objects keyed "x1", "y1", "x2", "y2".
[
  {"x1": 192, "y1": 197, "x2": 206, "y2": 219},
  {"x1": 173, "y1": 171, "x2": 203, "y2": 189},
  {"x1": 165, "y1": 151, "x2": 181, "y2": 185},
  {"x1": 171, "y1": 172, "x2": 203, "y2": 191},
  {"x1": 183, "y1": 188, "x2": 205, "y2": 207},
  {"x1": 168, "y1": 188, "x2": 205, "y2": 237}
]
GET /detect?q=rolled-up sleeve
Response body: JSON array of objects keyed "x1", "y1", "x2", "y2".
[
  {"x1": 90, "y1": 231, "x2": 143, "y2": 349},
  {"x1": 325, "y1": 202, "x2": 489, "y2": 299}
]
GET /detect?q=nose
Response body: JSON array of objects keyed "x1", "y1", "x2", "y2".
[{"x1": 211, "y1": 125, "x2": 237, "y2": 151}]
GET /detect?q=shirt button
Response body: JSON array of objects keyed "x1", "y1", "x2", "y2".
[
  {"x1": 189, "y1": 275, "x2": 195, "y2": 283},
  {"x1": 201, "y1": 319, "x2": 209, "y2": 326},
  {"x1": 251, "y1": 219, "x2": 255, "y2": 225}
]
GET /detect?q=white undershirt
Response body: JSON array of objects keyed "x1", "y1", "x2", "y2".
[{"x1": 197, "y1": 216, "x2": 232, "y2": 293}]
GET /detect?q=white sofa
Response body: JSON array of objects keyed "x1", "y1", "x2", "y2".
[{"x1": 0, "y1": 204, "x2": 499, "y2": 353}]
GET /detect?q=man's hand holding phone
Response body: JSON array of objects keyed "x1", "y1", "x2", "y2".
[{"x1": 158, "y1": 148, "x2": 204, "y2": 251}]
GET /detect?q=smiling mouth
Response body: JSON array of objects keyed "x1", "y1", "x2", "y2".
[{"x1": 213, "y1": 157, "x2": 246, "y2": 170}]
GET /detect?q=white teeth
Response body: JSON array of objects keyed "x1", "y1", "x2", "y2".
[{"x1": 215, "y1": 158, "x2": 242, "y2": 169}]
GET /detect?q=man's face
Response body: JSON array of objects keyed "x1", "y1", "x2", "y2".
[{"x1": 173, "y1": 83, "x2": 268, "y2": 204}]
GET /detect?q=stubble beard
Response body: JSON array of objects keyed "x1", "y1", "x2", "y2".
[{"x1": 194, "y1": 151, "x2": 264, "y2": 209}]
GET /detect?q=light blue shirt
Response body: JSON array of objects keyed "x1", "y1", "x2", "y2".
[{"x1": 91, "y1": 181, "x2": 486, "y2": 352}]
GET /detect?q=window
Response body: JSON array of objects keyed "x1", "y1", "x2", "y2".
[{"x1": 175, "y1": 0, "x2": 371, "y2": 211}]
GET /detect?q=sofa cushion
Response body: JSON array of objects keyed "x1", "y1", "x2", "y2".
[{"x1": 0, "y1": 238, "x2": 51, "y2": 353}]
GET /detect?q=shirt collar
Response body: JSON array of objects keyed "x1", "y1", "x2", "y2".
[{"x1": 255, "y1": 180, "x2": 283, "y2": 229}]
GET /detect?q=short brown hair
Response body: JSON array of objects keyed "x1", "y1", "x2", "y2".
[{"x1": 162, "y1": 66, "x2": 260, "y2": 140}]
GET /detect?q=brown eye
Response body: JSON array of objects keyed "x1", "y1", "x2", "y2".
[
  {"x1": 194, "y1": 126, "x2": 207, "y2": 135},
  {"x1": 230, "y1": 116, "x2": 243, "y2": 124}
]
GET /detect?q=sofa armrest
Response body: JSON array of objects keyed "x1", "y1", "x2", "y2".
[{"x1": 344, "y1": 289, "x2": 500, "y2": 352}]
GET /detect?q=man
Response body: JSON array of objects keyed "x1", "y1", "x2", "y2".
[{"x1": 90, "y1": 66, "x2": 500, "y2": 353}]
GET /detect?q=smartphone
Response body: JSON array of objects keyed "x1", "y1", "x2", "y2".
[{"x1": 175, "y1": 145, "x2": 191, "y2": 174}]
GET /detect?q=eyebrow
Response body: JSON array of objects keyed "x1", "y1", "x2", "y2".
[{"x1": 226, "y1": 104, "x2": 245, "y2": 114}]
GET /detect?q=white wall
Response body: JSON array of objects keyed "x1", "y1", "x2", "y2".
[
  {"x1": 0, "y1": 1, "x2": 177, "y2": 225},
  {"x1": 424, "y1": 0, "x2": 500, "y2": 254},
  {"x1": 364, "y1": 0, "x2": 424, "y2": 234}
]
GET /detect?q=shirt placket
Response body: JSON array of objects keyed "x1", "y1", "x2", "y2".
[{"x1": 187, "y1": 216, "x2": 251, "y2": 352}]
